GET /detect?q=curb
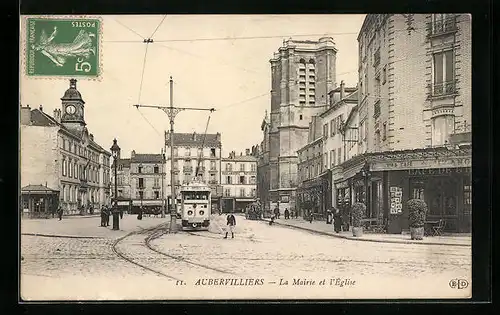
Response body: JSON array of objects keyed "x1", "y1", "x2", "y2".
[
  {"x1": 263, "y1": 219, "x2": 471, "y2": 247},
  {"x1": 21, "y1": 233, "x2": 105, "y2": 239}
]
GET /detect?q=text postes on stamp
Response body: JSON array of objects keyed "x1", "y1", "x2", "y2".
[{"x1": 25, "y1": 17, "x2": 101, "y2": 78}]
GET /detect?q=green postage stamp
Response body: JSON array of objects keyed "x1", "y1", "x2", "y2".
[{"x1": 24, "y1": 16, "x2": 102, "y2": 78}]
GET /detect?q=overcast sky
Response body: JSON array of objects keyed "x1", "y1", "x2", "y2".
[{"x1": 20, "y1": 14, "x2": 366, "y2": 157}]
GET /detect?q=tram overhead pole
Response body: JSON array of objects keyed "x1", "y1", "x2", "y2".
[{"x1": 134, "y1": 76, "x2": 215, "y2": 233}]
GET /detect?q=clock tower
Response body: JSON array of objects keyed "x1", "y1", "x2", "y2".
[{"x1": 61, "y1": 79, "x2": 86, "y2": 131}]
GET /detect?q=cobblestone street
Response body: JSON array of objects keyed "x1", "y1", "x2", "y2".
[{"x1": 21, "y1": 215, "x2": 471, "y2": 300}]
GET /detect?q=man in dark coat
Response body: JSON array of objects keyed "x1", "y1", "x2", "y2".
[
  {"x1": 57, "y1": 206, "x2": 63, "y2": 221},
  {"x1": 333, "y1": 208, "x2": 342, "y2": 233},
  {"x1": 105, "y1": 206, "x2": 111, "y2": 226},
  {"x1": 284, "y1": 208, "x2": 289, "y2": 219},
  {"x1": 100, "y1": 206, "x2": 106, "y2": 227},
  {"x1": 224, "y1": 211, "x2": 236, "y2": 239}
]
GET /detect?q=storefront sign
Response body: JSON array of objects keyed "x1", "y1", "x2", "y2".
[
  {"x1": 408, "y1": 167, "x2": 471, "y2": 176},
  {"x1": 371, "y1": 156, "x2": 471, "y2": 171}
]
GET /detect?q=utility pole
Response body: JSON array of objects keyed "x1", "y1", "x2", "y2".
[{"x1": 134, "y1": 76, "x2": 215, "y2": 233}]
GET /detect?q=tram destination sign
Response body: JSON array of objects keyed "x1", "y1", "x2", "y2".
[{"x1": 371, "y1": 156, "x2": 471, "y2": 172}]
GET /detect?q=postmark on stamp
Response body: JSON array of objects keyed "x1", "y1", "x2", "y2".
[{"x1": 25, "y1": 17, "x2": 102, "y2": 78}]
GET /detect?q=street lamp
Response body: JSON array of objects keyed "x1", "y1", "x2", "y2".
[{"x1": 110, "y1": 138, "x2": 121, "y2": 230}]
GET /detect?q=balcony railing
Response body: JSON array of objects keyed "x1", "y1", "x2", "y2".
[
  {"x1": 431, "y1": 80, "x2": 456, "y2": 97},
  {"x1": 428, "y1": 16, "x2": 457, "y2": 36},
  {"x1": 208, "y1": 180, "x2": 218, "y2": 184},
  {"x1": 183, "y1": 166, "x2": 193, "y2": 173}
]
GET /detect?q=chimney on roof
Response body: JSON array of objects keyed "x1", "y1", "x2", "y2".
[
  {"x1": 240, "y1": 152, "x2": 243, "y2": 156},
  {"x1": 131, "y1": 150, "x2": 136, "y2": 158},
  {"x1": 20, "y1": 105, "x2": 32, "y2": 125},
  {"x1": 193, "y1": 131, "x2": 196, "y2": 141},
  {"x1": 216, "y1": 132, "x2": 221, "y2": 141},
  {"x1": 53, "y1": 109, "x2": 61, "y2": 123},
  {"x1": 39, "y1": 104, "x2": 43, "y2": 112},
  {"x1": 246, "y1": 149, "x2": 250, "y2": 156},
  {"x1": 89, "y1": 133, "x2": 94, "y2": 141},
  {"x1": 340, "y1": 80, "x2": 345, "y2": 100}
]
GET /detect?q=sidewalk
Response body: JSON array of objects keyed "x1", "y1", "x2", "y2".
[
  {"x1": 264, "y1": 218, "x2": 471, "y2": 247},
  {"x1": 21, "y1": 214, "x2": 170, "y2": 240}
]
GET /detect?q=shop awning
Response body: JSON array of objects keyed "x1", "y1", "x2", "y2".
[
  {"x1": 342, "y1": 162, "x2": 366, "y2": 181},
  {"x1": 236, "y1": 199, "x2": 255, "y2": 202}
]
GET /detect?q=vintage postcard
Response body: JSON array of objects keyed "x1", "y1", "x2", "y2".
[{"x1": 19, "y1": 14, "x2": 472, "y2": 301}]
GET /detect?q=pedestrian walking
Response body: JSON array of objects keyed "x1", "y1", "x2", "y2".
[
  {"x1": 284, "y1": 208, "x2": 289, "y2": 219},
  {"x1": 333, "y1": 208, "x2": 342, "y2": 233},
  {"x1": 57, "y1": 206, "x2": 63, "y2": 221},
  {"x1": 224, "y1": 211, "x2": 236, "y2": 239},
  {"x1": 119, "y1": 206, "x2": 123, "y2": 219},
  {"x1": 269, "y1": 214, "x2": 275, "y2": 226},
  {"x1": 309, "y1": 211, "x2": 313, "y2": 223},
  {"x1": 137, "y1": 206, "x2": 143, "y2": 220},
  {"x1": 105, "y1": 206, "x2": 111, "y2": 226},
  {"x1": 100, "y1": 206, "x2": 106, "y2": 227}
]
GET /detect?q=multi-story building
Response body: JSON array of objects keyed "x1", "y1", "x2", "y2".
[
  {"x1": 165, "y1": 131, "x2": 222, "y2": 213},
  {"x1": 129, "y1": 151, "x2": 166, "y2": 212},
  {"x1": 296, "y1": 116, "x2": 325, "y2": 217},
  {"x1": 113, "y1": 154, "x2": 132, "y2": 210},
  {"x1": 263, "y1": 37, "x2": 337, "y2": 213},
  {"x1": 257, "y1": 111, "x2": 271, "y2": 211},
  {"x1": 20, "y1": 79, "x2": 112, "y2": 217},
  {"x1": 221, "y1": 149, "x2": 258, "y2": 213},
  {"x1": 332, "y1": 14, "x2": 472, "y2": 233}
]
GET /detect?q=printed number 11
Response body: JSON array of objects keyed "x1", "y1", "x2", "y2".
[{"x1": 76, "y1": 57, "x2": 91, "y2": 72}]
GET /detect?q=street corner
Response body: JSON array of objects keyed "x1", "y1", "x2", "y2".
[{"x1": 24, "y1": 15, "x2": 102, "y2": 79}]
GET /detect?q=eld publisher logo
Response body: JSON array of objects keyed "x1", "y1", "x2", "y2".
[{"x1": 449, "y1": 279, "x2": 469, "y2": 289}]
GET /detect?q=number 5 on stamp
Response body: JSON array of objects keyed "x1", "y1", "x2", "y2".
[{"x1": 24, "y1": 17, "x2": 102, "y2": 78}]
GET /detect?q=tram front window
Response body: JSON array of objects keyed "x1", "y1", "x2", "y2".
[{"x1": 183, "y1": 192, "x2": 209, "y2": 200}]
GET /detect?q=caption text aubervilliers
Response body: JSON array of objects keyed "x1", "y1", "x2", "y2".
[{"x1": 174, "y1": 278, "x2": 356, "y2": 287}]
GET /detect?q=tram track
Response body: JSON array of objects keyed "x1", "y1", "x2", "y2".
[{"x1": 112, "y1": 223, "x2": 234, "y2": 280}]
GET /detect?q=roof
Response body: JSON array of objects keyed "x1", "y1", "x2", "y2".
[
  {"x1": 131, "y1": 154, "x2": 164, "y2": 164},
  {"x1": 60, "y1": 79, "x2": 84, "y2": 103},
  {"x1": 166, "y1": 132, "x2": 221, "y2": 147},
  {"x1": 25, "y1": 108, "x2": 111, "y2": 156},
  {"x1": 28, "y1": 108, "x2": 59, "y2": 127},
  {"x1": 320, "y1": 90, "x2": 358, "y2": 118},
  {"x1": 21, "y1": 184, "x2": 59, "y2": 193},
  {"x1": 116, "y1": 158, "x2": 131, "y2": 168},
  {"x1": 223, "y1": 155, "x2": 258, "y2": 162}
]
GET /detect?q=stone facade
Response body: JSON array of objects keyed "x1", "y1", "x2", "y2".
[
  {"x1": 357, "y1": 14, "x2": 471, "y2": 153},
  {"x1": 221, "y1": 149, "x2": 258, "y2": 213},
  {"x1": 265, "y1": 38, "x2": 338, "y2": 212},
  {"x1": 20, "y1": 79, "x2": 112, "y2": 215},
  {"x1": 164, "y1": 132, "x2": 222, "y2": 211}
]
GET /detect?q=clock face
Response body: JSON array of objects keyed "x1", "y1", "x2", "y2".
[{"x1": 66, "y1": 105, "x2": 76, "y2": 115}]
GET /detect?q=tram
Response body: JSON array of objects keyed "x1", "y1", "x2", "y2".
[{"x1": 179, "y1": 178, "x2": 211, "y2": 230}]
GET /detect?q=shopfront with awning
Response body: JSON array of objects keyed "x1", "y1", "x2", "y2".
[{"x1": 333, "y1": 146, "x2": 472, "y2": 233}]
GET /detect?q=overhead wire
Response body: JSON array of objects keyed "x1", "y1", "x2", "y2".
[
  {"x1": 111, "y1": 18, "x2": 146, "y2": 40},
  {"x1": 194, "y1": 112, "x2": 214, "y2": 180},
  {"x1": 150, "y1": 15, "x2": 167, "y2": 38},
  {"x1": 104, "y1": 31, "x2": 359, "y2": 43},
  {"x1": 155, "y1": 42, "x2": 266, "y2": 75},
  {"x1": 135, "y1": 39, "x2": 161, "y2": 136}
]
